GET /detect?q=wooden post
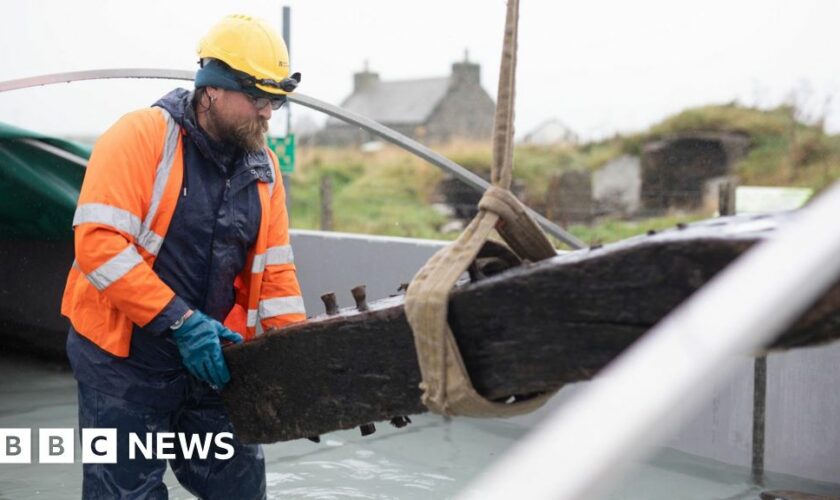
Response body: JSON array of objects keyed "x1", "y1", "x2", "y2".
[
  {"x1": 320, "y1": 175, "x2": 333, "y2": 231},
  {"x1": 718, "y1": 179, "x2": 767, "y2": 487},
  {"x1": 718, "y1": 181, "x2": 736, "y2": 216},
  {"x1": 752, "y1": 356, "x2": 767, "y2": 486}
]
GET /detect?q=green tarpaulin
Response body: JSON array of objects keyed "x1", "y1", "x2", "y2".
[{"x1": 0, "y1": 122, "x2": 88, "y2": 240}]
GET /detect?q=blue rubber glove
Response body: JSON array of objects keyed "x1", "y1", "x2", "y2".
[{"x1": 172, "y1": 310, "x2": 243, "y2": 388}]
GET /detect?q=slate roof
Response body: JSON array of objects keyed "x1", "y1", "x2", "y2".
[{"x1": 327, "y1": 77, "x2": 451, "y2": 126}]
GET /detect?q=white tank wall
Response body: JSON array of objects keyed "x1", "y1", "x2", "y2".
[
  {"x1": 668, "y1": 343, "x2": 840, "y2": 485},
  {"x1": 289, "y1": 229, "x2": 840, "y2": 485},
  {"x1": 290, "y1": 229, "x2": 446, "y2": 314},
  {"x1": 668, "y1": 356, "x2": 755, "y2": 469},
  {"x1": 764, "y1": 342, "x2": 840, "y2": 483}
]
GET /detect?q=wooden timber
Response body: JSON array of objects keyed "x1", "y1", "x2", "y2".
[
  {"x1": 221, "y1": 213, "x2": 840, "y2": 444},
  {"x1": 760, "y1": 491, "x2": 840, "y2": 500}
]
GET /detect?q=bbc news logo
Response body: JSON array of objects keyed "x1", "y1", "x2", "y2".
[{"x1": 0, "y1": 428, "x2": 235, "y2": 464}]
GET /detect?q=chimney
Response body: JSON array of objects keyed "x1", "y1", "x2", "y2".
[
  {"x1": 353, "y1": 59, "x2": 379, "y2": 93},
  {"x1": 450, "y1": 48, "x2": 480, "y2": 88}
]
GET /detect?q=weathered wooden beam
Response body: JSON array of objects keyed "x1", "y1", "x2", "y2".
[
  {"x1": 760, "y1": 491, "x2": 840, "y2": 500},
  {"x1": 221, "y1": 214, "x2": 840, "y2": 444}
]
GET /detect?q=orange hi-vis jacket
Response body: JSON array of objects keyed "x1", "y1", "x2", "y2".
[{"x1": 61, "y1": 106, "x2": 306, "y2": 357}]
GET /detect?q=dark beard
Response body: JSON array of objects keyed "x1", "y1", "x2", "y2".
[
  {"x1": 229, "y1": 117, "x2": 269, "y2": 152},
  {"x1": 209, "y1": 107, "x2": 268, "y2": 152}
]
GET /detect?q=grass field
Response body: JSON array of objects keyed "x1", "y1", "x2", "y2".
[{"x1": 288, "y1": 103, "x2": 838, "y2": 247}]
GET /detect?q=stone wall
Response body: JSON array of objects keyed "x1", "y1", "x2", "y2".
[
  {"x1": 592, "y1": 155, "x2": 641, "y2": 216},
  {"x1": 641, "y1": 132, "x2": 749, "y2": 213},
  {"x1": 545, "y1": 169, "x2": 593, "y2": 224},
  {"x1": 434, "y1": 175, "x2": 525, "y2": 222}
]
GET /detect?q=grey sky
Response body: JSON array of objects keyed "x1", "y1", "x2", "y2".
[{"x1": 1, "y1": 0, "x2": 838, "y2": 141}]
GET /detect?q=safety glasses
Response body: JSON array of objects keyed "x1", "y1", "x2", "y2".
[{"x1": 247, "y1": 94, "x2": 287, "y2": 111}]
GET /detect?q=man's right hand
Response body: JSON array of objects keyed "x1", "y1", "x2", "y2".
[{"x1": 171, "y1": 310, "x2": 243, "y2": 388}]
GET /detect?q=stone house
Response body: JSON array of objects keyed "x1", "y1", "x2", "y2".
[{"x1": 316, "y1": 57, "x2": 495, "y2": 146}]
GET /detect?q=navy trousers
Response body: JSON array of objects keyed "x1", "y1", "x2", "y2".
[{"x1": 77, "y1": 381, "x2": 265, "y2": 499}]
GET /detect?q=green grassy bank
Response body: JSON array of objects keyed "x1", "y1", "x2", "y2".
[{"x1": 288, "y1": 103, "x2": 838, "y2": 246}]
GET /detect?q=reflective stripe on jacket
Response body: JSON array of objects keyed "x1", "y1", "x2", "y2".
[{"x1": 61, "y1": 106, "x2": 305, "y2": 357}]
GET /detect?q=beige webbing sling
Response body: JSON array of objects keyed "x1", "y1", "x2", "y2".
[{"x1": 404, "y1": 0, "x2": 560, "y2": 417}]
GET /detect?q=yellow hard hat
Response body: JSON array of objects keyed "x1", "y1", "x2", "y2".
[{"x1": 197, "y1": 14, "x2": 297, "y2": 95}]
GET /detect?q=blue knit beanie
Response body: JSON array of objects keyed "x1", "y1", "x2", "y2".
[{"x1": 195, "y1": 59, "x2": 266, "y2": 97}]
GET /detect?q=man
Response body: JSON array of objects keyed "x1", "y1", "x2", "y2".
[{"x1": 61, "y1": 14, "x2": 305, "y2": 499}]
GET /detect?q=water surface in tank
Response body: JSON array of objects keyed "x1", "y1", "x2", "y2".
[{"x1": 1, "y1": 356, "x2": 837, "y2": 499}]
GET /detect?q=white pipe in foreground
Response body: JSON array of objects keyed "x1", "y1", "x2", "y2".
[{"x1": 458, "y1": 180, "x2": 840, "y2": 500}]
